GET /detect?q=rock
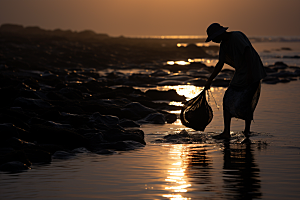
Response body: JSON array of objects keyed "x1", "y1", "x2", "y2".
[
  {"x1": 119, "y1": 119, "x2": 140, "y2": 127},
  {"x1": 168, "y1": 75, "x2": 192, "y2": 81},
  {"x1": 151, "y1": 69, "x2": 170, "y2": 76},
  {"x1": 58, "y1": 87, "x2": 83, "y2": 100},
  {"x1": 264, "y1": 66, "x2": 277, "y2": 73},
  {"x1": 186, "y1": 69, "x2": 210, "y2": 78},
  {"x1": 165, "y1": 113, "x2": 177, "y2": 124},
  {"x1": 0, "y1": 150, "x2": 31, "y2": 167},
  {"x1": 269, "y1": 71, "x2": 297, "y2": 78},
  {"x1": 188, "y1": 78, "x2": 207, "y2": 86},
  {"x1": 29, "y1": 124, "x2": 88, "y2": 149},
  {"x1": 95, "y1": 149, "x2": 116, "y2": 155},
  {"x1": 44, "y1": 121, "x2": 73, "y2": 129},
  {"x1": 145, "y1": 89, "x2": 185, "y2": 101},
  {"x1": 38, "y1": 144, "x2": 66, "y2": 154},
  {"x1": 157, "y1": 80, "x2": 185, "y2": 86},
  {"x1": 23, "y1": 148, "x2": 52, "y2": 164},
  {"x1": 262, "y1": 76, "x2": 280, "y2": 84},
  {"x1": 90, "y1": 113, "x2": 120, "y2": 126},
  {"x1": 0, "y1": 123, "x2": 20, "y2": 141},
  {"x1": 52, "y1": 151, "x2": 75, "y2": 159},
  {"x1": 71, "y1": 147, "x2": 90, "y2": 154},
  {"x1": 271, "y1": 62, "x2": 288, "y2": 70},
  {"x1": 0, "y1": 161, "x2": 30, "y2": 172},
  {"x1": 122, "y1": 102, "x2": 156, "y2": 119},
  {"x1": 138, "y1": 113, "x2": 166, "y2": 124},
  {"x1": 84, "y1": 132, "x2": 105, "y2": 148},
  {"x1": 3, "y1": 137, "x2": 36, "y2": 150},
  {"x1": 13, "y1": 97, "x2": 52, "y2": 110}
]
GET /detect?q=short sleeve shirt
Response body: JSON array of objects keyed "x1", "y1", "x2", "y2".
[{"x1": 219, "y1": 31, "x2": 267, "y2": 87}]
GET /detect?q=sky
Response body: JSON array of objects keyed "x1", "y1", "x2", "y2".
[{"x1": 0, "y1": 0, "x2": 300, "y2": 37}]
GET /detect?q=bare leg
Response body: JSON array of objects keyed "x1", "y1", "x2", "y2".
[
  {"x1": 243, "y1": 119, "x2": 251, "y2": 137},
  {"x1": 213, "y1": 109, "x2": 231, "y2": 139}
]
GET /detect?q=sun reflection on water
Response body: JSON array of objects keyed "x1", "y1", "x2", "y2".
[
  {"x1": 159, "y1": 85, "x2": 203, "y2": 100},
  {"x1": 163, "y1": 144, "x2": 191, "y2": 200}
]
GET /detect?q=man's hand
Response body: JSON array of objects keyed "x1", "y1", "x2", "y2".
[{"x1": 204, "y1": 80, "x2": 212, "y2": 90}]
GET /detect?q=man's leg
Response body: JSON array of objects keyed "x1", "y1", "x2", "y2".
[
  {"x1": 213, "y1": 109, "x2": 231, "y2": 139},
  {"x1": 223, "y1": 109, "x2": 231, "y2": 136},
  {"x1": 244, "y1": 119, "x2": 251, "y2": 137}
]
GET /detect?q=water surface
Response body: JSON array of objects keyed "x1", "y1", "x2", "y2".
[{"x1": 1, "y1": 81, "x2": 300, "y2": 200}]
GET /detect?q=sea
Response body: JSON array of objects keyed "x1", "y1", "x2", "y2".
[{"x1": 1, "y1": 36, "x2": 300, "y2": 200}]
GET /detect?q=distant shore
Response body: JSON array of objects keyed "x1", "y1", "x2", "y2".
[{"x1": 0, "y1": 23, "x2": 218, "y2": 67}]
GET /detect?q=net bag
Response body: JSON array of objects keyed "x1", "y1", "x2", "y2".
[{"x1": 180, "y1": 90, "x2": 213, "y2": 131}]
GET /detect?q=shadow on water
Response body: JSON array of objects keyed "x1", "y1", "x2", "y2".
[
  {"x1": 222, "y1": 140, "x2": 261, "y2": 200},
  {"x1": 183, "y1": 139, "x2": 261, "y2": 200}
]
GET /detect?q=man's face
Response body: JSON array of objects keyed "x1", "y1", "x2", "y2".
[{"x1": 212, "y1": 34, "x2": 222, "y2": 43}]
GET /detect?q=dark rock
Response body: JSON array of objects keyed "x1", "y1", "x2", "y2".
[
  {"x1": 122, "y1": 102, "x2": 156, "y2": 119},
  {"x1": 138, "y1": 113, "x2": 166, "y2": 124},
  {"x1": 188, "y1": 78, "x2": 207, "y2": 86},
  {"x1": 58, "y1": 87, "x2": 83, "y2": 100},
  {"x1": 294, "y1": 69, "x2": 300, "y2": 76},
  {"x1": 3, "y1": 137, "x2": 35, "y2": 150},
  {"x1": 40, "y1": 109, "x2": 63, "y2": 121},
  {"x1": 0, "y1": 123, "x2": 20, "y2": 141},
  {"x1": 29, "y1": 124, "x2": 88, "y2": 149},
  {"x1": 52, "y1": 151, "x2": 75, "y2": 159},
  {"x1": 14, "y1": 97, "x2": 52, "y2": 110},
  {"x1": 157, "y1": 80, "x2": 185, "y2": 86},
  {"x1": 23, "y1": 148, "x2": 52, "y2": 164},
  {"x1": 38, "y1": 144, "x2": 66, "y2": 155},
  {"x1": 0, "y1": 161, "x2": 30, "y2": 172},
  {"x1": 61, "y1": 112, "x2": 90, "y2": 128},
  {"x1": 0, "y1": 150, "x2": 31, "y2": 167},
  {"x1": 165, "y1": 113, "x2": 177, "y2": 124},
  {"x1": 90, "y1": 113, "x2": 120, "y2": 126},
  {"x1": 263, "y1": 76, "x2": 280, "y2": 84},
  {"x1": 84, "y1": 132, "x2": 105, "y2": 148},
  {"x1": 145, "y1": 89, "x2": 185, "y2": 101},
  {"x1": 270, "y1": 62, "x2": 288, "y2": 70},
  {"x1": 71, "y1": 147, "x2": 90, "y2": 154},
  {"x1": 43, "y1": 121, "x2": 73, "y2": 129},
  {"x1": 119, "y1": 119, "x2": 140, "y2": 128},
  {"x1": 95, "y1": 149, "x2": 116, "y2": 155}
]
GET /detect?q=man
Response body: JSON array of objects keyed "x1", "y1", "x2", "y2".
[{"x1": 204, "y1": 23, "x2": 267, "y2": 139}]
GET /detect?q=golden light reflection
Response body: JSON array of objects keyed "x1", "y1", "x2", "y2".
[
  {"x1": 159, "y1": 85, "x2": 202, "y2": 100},
  {"x1": 195, "y1": 43, "x2": 211, "y2": 47},
  {"x1": 166, "y1": 61, "x2": 190, "y2": 66},
  {"x1": 163, "y1": 144, "x2": 191, "y2": 200},
  {"x1": 169, "y1": 101, "x2": 184, "y2": 107},
  {"x1": 177, "y1": 43, "x2": 188, "y2": 47},
  {"x1": 187, "y1": 58, "x2": 219, "y2": 66}
]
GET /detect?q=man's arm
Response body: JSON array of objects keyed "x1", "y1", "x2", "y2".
[{"x1": 204, "y1": 61, "x2": 224, "y2": 90}]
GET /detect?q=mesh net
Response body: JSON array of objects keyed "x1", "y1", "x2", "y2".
[{"x1": 180, "y1": 90, "x2": 213, "y2": 131}]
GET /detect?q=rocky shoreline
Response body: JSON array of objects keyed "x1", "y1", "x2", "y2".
[{"x1": 0, "y1": 24, "x2": 299, "y2": 173}]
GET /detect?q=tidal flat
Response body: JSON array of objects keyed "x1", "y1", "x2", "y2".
[{"x1": 0, "y1": 24, "x2": 300, "y2": 200}]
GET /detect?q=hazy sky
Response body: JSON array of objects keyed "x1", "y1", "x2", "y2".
[{"x1": 1, "y1": 0, "x2": 300, "y2": 37}]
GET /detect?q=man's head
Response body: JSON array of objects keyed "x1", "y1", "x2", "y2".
[{"x1": 205, "y1": 23, "x2": 228, "y2": 43}]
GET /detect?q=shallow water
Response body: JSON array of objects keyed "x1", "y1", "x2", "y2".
[{"x1": 1, "y1": 81, "x2": 300, "y2": 200}]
